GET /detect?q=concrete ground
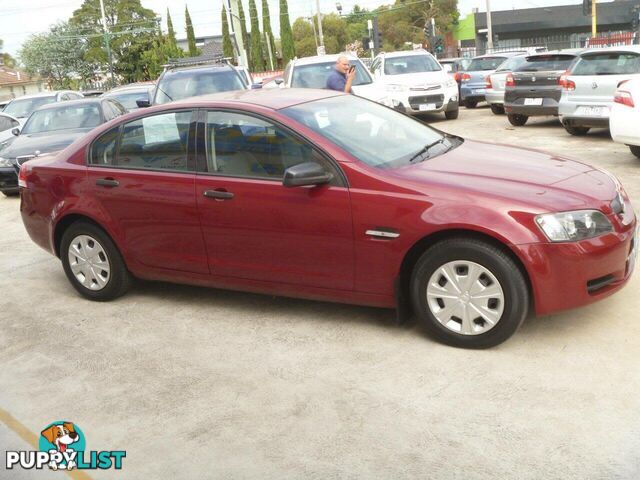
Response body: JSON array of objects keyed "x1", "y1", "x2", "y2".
[{"x1": 1, "y1": 105, "x2": 639, "y2": 479}]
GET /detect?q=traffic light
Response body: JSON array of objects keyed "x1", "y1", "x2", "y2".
[
  {"x1": 376, "y1": 30, "x2": 383, "y2": 50},
  {"x1": 633, "y1": 6, "x2": 640, "y2": 30},
  {"x1": 433, "y1": 36, "x2": 444, "y2": 54},
  {"x1": 372, "y1": 17, "x2": 383, "y2": 51},
  {"x1": 362, "y1": 37, "x2": 371, "y2": 52},
  {"x1": 583, "y1": 0, "x2": 591, "y2": 16},
  {"x1": 424, "y1": 21, "x2": 434, "y2": 39}
]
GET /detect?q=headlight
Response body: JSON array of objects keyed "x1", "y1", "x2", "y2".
[
  {"x1": 0, "y1": 157, "x2": 12, "y2": 168},
  {"x1": 535, "y1": 210, "x2": 613, "y2": 242},
  {"x1": 385, "y1": 84, "x2": 408, "y2": 93}
]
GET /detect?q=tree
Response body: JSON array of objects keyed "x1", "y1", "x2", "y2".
[
  {"x1": 166, "y1": 8, "x2": 178, "y2": 50},
  {"x1": 238, "y1": 0, "x2": 250, "y2": 63},
  {"x1": 221, "y1": 5, "x2": 234, "y2": 59},
  {"x1": 0, "y1": 40, "x2": 16, "y2": 68},
  {"x1": 261, "y1": 0, "x2": 276, "y2": 69},
  {"x1": 248, "y1": 0, "x2": 265, "y2": 71},
  {"x1": 185, "y1": 5, "x2": 198, "y2": 57},
  {"x1": 279, "y1": 0, "x2": 295, "y2": 63},
  {"x1": 69, "y1": 0, "x2": 160, "y2": 83},
  {"x1": 292, "y1": 18, "x2": 316, "y2": 58}
]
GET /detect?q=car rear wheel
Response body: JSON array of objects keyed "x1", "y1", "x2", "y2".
[
  {"x1": 444, "y1": 108, "x2": 459, "y2": 120},
  {"x1": 464, "y1": 100, "x2": 478, "y2": 109},
  {"x1": 629, "y1": 145, "x2": 640, "y2": 158},
  {"x1": 563, "y1": 125, "x2": 590, "y2": 136},
  {"x1": 490, "y1": 104, "x2": 505, "y2": 115},
  {"x1": 507, "y1": 114, "x2": 528, "y2": 126},
  {"x1": 2, "y1": 190, "x2": 19, "y2": 197},
  {"x1": 410, "y1": 238, "x2": 529, "y2": 348},
  {"x1": 60, "y1": 222, "x2": 131, "y2": 301}
]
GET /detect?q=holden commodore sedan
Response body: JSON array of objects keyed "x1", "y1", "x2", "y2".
[{"x1": 18, "y1": 89, "x2": 638, "y2": 348}]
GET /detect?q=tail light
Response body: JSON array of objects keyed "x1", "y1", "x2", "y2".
[
  {"x1": 614, "y1": 90, "x2": 634, "y2": 108},
  {"x1": 454, "y1": 72, "x2": 461, "y2": 82},
  {"x1": 18, "y1": 163, "x2": 28, "y2": 188},
  {"x1": 505, "y1": 73, "x2": 515, "y2": 88},
  {"x1": 559, "y1": 70, "x2": 575, "y2": 91},
  {"x1": 461, "y1": 73, "x2": 471, "y2": 82},
  {"x1": 485, "y1": 75, "x2": 493, "y2": 89}
]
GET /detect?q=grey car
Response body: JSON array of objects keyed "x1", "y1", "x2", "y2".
[
  {"x1": 558, "y1": 46, "x2": 640, "y2": 135},
  {"x1": 459, "y1": 52, "x2": 526, "y2": 108},
  {"x1": 485, "y1": 54, "x2": 528, "y2": 115}
]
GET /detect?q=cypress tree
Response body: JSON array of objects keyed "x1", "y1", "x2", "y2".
[
  {"x1": 221, "y1": 5, "x2": 234, "y2": 58},
  {"x1": 185, "y1": 5, "x2": 198, "y2": 57},
  {"x1": 261, "y1": 0, "x2": 276, "y2": 70},
  {"x1": 279, "y1": 0, "x2": 295, "y2": 63},
  {"x1": 248, "y1": 0, "x2": 265, "y2": 71},
  {"x1": 238, "y1": 0, "x2": 250, "y2": 63},
  {"x1": 166, "y1": 8, "x2": 178, "y2": 50}
]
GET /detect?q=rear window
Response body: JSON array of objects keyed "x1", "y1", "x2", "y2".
[
  {"x1": 467, "y1": 56, "x2": 508, "y2": 71},
  {"x1": 291, "y1": 61, "x2": 372, "y2": 88},
  {"x1": 571, "y1": 52, "x2": 640, "y2": 76},
  {"x1": 384, "y1": 55, "x2": 441, "y2": 74},
  {"x1": 516, "y1": 55, "x2": 576, "y2": 72},
  {"x1": 155, "y1": 69, "x2": 246, "y2": 104},
  {"x1": 495, "y1": 56, "x2": 527, "y2": 72}
]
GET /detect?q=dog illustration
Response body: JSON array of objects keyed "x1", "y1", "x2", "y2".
[{"x1": 41, "y1": 422, "x2": 79, "y2": 470}]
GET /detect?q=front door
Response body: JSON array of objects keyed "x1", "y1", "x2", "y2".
[{"x1": 195, "y1": 110, "x2": 354, "y2": 290}]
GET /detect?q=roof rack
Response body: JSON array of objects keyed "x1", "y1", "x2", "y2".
[{"x1": 162, "y1": 55, "x2": 235, "y2": 70}]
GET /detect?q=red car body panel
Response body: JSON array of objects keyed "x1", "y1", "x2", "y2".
[{"x1": 19, "y1": 89, "x2": 637, "y2": 316}]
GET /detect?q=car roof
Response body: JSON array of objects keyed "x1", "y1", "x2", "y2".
[
  {"x1": 172, "y1": 87, "x2": 344, "y2": 110},
  {"x1": 32, "y1": 98, "x2": 105, "y2": 112},
  {"x1": 472, "y1": 51, "x2": 526, "y2": 59},
  {"x1": 579, "y1": 45, "x2": 640, "y2": 56},
  {"x1": 381, "y1": 50, "x2": 433, "y2": 59},
  {"x1": 292, "y1": 54, "x2": 360, "y2": 66},
  {"x1": 104, "y1": 84, "x2": 154, "y2": 94},
  {"x1": 526, "y1": 49, "x2": 585, "y2": 58},
  {"x1": 162, "y1": 64, "x2": 236, "y2": 75},
  {"x1": 7, "y1": 91, "x2": 72, "y2": 101}
]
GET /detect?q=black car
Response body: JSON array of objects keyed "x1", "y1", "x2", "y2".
[
  {"x1": 0, "y1": 98, "x2": 126, "y2": 196},
  {"x1": 138, "y1": 61, "x2": 247, "y2": 108},
  {"x1": 504, "y1": 50, "x2": 583, "y2": 126}
]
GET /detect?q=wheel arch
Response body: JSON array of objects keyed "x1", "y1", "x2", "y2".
[
  {"x1": 53, "y1": 213, "x2": 119, "y2": 259},
  {"x1": 397, "y1": 228, "x2": 534, "y2": 318}
]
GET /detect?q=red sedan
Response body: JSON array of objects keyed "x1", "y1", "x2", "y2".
[{"x1": 19, "y1": 89, "x2": 638, "y2": 348}]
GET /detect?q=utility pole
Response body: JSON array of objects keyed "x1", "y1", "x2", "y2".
[
  {"x1": 591, "y1": 0, "x2": 597, "y2": 37},
  {"x1": 316, "y1": 0, "x2": 325, "y2": 55},
  {"x1": 486, "y1": 0, "x2": 494, "y2": 51},
  {"x1": 228, "y1": 0, "x2": 249, "y2": 67},
  {"x1": 99, "y1": 0, "x2": 115, "y2": 87},
  {"x1": 367, "y1": 19, "x2": 374, "y2": 60}
]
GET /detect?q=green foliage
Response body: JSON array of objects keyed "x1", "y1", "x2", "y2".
[
  {"x1": 292, "y1": 18, "x2": 316, "y2": 57},
  {"x1": 261, "y1": 0, "x2": 276, "y2": 69},
  {"x1": 248, "y1": 0, "x2": 265, "y2": 72},
  {"x1": 221, "y1": 6, "x2": 234, "y2": 59},
  {"x1": 166, "y1": 9, "x2": 178, "y2": 50},
  {"x1": 0, "y1": 39, "x2": 16, "y2": 68},
  {"x1": 19, "y1": 21, "x2": 99, "y2": 88},
  {"x1": 279, "y1": 0, "x2": 295, "y2": 63},
  {"x1": 238, "y1": 0, "x2": 250, "y2": 62},
  {"x1": 185, "y1": 5, "x2": 198, "y2": 57}
]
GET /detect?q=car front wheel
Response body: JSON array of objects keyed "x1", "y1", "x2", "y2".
[
  {"x1": 490, "y1": 104, "x2": 505, "y2": 115},
  {"x1": 563, "y1": 125, "x2": 590, "y2": 136},
  {"x1": 444, "y1": 108, "x2": 459, "y2": 120},
  {"x1": 464, "y1": 100, "x2": 477, "y2": 109},
  {"x1": 60, "y1": 222, "x2": 131, "y2": 301},
  {"x1": 410, "y1": 238, "x2": 529, "y2": 348},
  {"x1": 507, "y1": 114, "x2": 528, "y2": 126}
]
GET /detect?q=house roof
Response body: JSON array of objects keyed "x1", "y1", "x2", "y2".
[{"x1": 0, "y1": 67, "x2": 41, "y2": 87}]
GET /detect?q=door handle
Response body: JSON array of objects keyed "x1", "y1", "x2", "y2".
[
  {"x1": 96, "y1": 178, "x2": 119, "y2": 187},
  {"x1": 203, "y1": 189, "x2": 234, "y2": 200}
]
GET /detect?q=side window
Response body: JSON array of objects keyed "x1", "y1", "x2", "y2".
[
  {"x1": 101, "y1": 102, "x2": 115, "y2": 122},
  {"x1": 371, "y1": 59, "x2": 380, "y2": 74},
  {"x1": 60, "y1": 94, "x2": 70, "y2": 101},
  {"x1": 0, "y1": 116, "x2": 13, "y2": 132},
  {"x1": 109, "y1": 100, "x2": 127, "y2": 116},
  {"x1": 205, "y1": 111, "x2": 341, "y2": 184},
  {"x1": 90, "y1": 126, "x2": 119, "y2": 166}
]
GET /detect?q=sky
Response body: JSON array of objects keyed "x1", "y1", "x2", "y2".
[{"x1": 0, "y1": 0, "x2": 585, "y2": 57}]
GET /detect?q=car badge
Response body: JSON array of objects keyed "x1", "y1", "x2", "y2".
[
  {"x1": 531, "y1": 76, "x2": 536, "y2": 82},
  {"x1": 592, "y1": 82, "x2": 598, "y2": 89}
]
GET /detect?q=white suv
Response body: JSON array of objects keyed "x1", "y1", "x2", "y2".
[
  {"x1": 280, "y1": 54, "x2": 387, "y2": 103},
  {"x1": 371, "y1": 50, "x2": 459, "y2": 119}
]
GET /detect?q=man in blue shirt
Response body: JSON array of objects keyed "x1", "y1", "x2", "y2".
[{"x1": 326, "y1": 56, "x2": 356, "y2": 93}]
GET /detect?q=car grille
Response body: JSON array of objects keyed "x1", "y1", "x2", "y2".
[
  {"x1": 409, "y1": 94, "x2": 444, "y2": 109},
  {"x1": 409, "y1": 85, "x2": 441, "y2": 92}
]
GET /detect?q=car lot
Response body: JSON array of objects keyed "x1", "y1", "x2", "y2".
[{"x1": 1, "y1": 105, "x2": 639, "y2": 479}]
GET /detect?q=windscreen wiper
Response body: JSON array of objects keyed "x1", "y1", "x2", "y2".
[{"x1": 409, "y1": 137, "x2": 449, "y2": 163}]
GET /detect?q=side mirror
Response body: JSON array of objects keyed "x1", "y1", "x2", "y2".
[
  {"x1": 11, "y1": 127, "x2": 20, "y2": 136},
  {"x1": 274, "y1": 77, "x2": 284, "y2": 85},
  {"x1": 283, "y1": 162, "x2": 333, "y2": 188},
  {"x1": 251, "y1": 82, "x2": 263, "y2": 90},
  {"x1": 136, "y1": 98, "x2": 151, "y2": 108}
]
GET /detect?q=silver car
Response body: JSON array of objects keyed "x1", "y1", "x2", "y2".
[
  {"x1": 485, "y1": 54, "x2": 528, "y2": 115},
  {"x1": 558, "y1": 46, "x2": 640, "y2": 135}
]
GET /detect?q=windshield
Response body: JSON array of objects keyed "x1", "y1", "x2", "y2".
[
  {"x1": 467, "y1": 56, "x2": 509, "y2": 71},
  {"x1": 495, "y1": 56, "x2": 527, "y2": 72},
  {"x1": 571, "y1": 53, "x2": 640, "y2": 76},
  {"x1": 22, "y1": 104, "x2": 101, "y2": 134},
  {"x1": 517, "y1": 55, "x2": 576, "y2": 72},
  {"x1": 384, "y1": 55, "x2": 441, "y2": 75},
  {"x1": 291, "y1": 61, "x2": 372, "y2": 88},
  {"x1": 4, "y1": 96, "x2": 57, "y2": 119},
  {"x1": 155, "y1": 69, "x2": 246, "y2": 104},
  {"x1": 281, "y1": 95, "x2": 456, "y2": 168},
  {"x1": 104, "y1": 90, "x2": 149, "y2": 110}
]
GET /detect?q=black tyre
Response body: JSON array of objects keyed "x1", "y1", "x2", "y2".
[
  {"x1": 465, "y1": 100, "x2": 478, "y2": 109},
  {"x1": 60, "y1": 221, "x2": 131, "y2": 301},
  {"x1": 490, "y1": 104, "x2": 505, "y2": 115},
  {"x1": 563, "y1": 125, "x2": 590, "y2": 136},
  {"x1": 507, "y1": 114, "x2": 528, "y2": 126},
  {"x1": 410, "y1": 238, "x2": 529, "y2": 349},
  {"x1": 629, "y1": 145, "x2": 640, "y2": 158},
  {"x1": 2, "y1": 190, "x2": 19, "y2": 197},
  {"x1": 444, "y1": 108, "x2": 459, "y2": 120}
]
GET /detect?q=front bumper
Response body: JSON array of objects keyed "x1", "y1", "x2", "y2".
[
  {"x1": 0, "y1": 166, "x2": 18, "y2": 193},
  {"x1": 386, "y1": 86, "x2": 458, "y2": 115},
  {"x1": 515, "y1": 214, "x2": 638, "y2": 315}
]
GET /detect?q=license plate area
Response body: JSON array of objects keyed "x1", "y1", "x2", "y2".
[
  {"x1": 419, "y1": 104, "x2": 437, "y2": 111},
  {"x1": 576, "y1": 105, "x2": 609, "y2": 117},
  {"x1": 524, "y1": 98, "x2": 543, "y2": 106}
]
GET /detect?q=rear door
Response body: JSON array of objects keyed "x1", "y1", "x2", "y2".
[{"x1": 569, "y1": 51, "x2": 640, "y2": 106}]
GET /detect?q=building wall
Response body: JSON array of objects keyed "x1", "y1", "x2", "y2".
[
  {"x1": 454, "y1": 14, "x2": 476, "y2": 42},
  {"x1": 0, "y1": 82, "x2": 44, "y2": 102}
]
